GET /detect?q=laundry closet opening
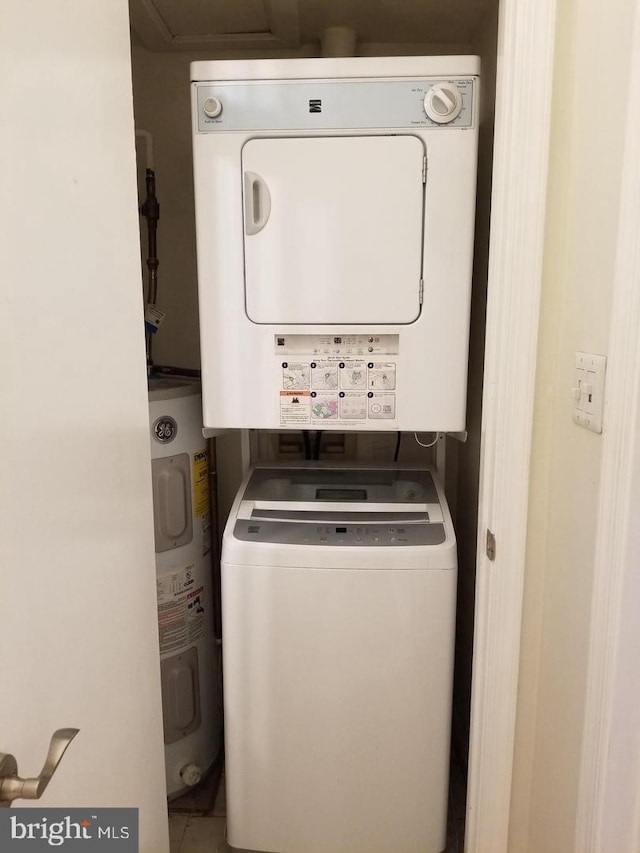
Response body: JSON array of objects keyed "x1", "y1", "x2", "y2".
[{"x1": 128, "y1": 1, "x2": 499, "y2": 849}]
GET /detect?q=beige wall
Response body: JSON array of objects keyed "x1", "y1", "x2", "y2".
[
  {"x1": 509, "y1": 0, "x2": 636, "y2": 849},
  {"x1": 132, "y1": 48, "x2": 208, "y2": 370}
]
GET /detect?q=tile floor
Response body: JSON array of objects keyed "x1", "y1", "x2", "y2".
[
  {"x1": 169, "y1": 762, "x2": 466, "y2": 853},
  {"x1": 169, "y1": 768, "x2": 228, "y2": 853}
]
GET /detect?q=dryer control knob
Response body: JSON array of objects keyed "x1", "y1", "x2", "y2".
[
  {"x1": 423, "y1": 85, "x2": 462, "y2": 124},
  {"x1": 203, "y1": 96, "x2": 222, "y2": 118}
]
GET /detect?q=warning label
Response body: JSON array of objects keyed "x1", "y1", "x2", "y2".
[
  {"x1": 192, "y1": 449, "x2": 210, "y2": 518},
  {"x1": 280, "y1": 390, "x2": 311, "y2": 425},
  {"x1": 157, "y1": 564, "x2": 206, "y2": 655}
]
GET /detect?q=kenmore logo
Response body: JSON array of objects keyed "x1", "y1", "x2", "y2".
[{"x1": 309, "y1": 99, "x2": 322, "y2": 113}]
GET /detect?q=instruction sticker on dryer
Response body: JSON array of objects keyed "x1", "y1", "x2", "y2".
[
  {"x1": 368, "y1": 363, "x2": 396, "y2": 390},
  {"x1": 311, "y1": 394, "x2": 339, "y2": 420},
  {"x1": 277, "y1": 336, "x2": 398, "y2": 426},
  {"x1": 280, "y1": 390, "x2": 311, "y2": 424},
  {"x1": 311, "y1": 361, "x2": 339, "y2": 391},
  {"x1": 282, "y1": 363, "x2": 310, "y2": 390}
]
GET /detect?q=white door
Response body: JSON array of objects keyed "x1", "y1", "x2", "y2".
[
  {"x1": 242, "y1": 135, "x2": 425, "y2": 324},
  {"x1": 0, "y1": 2, "x2": 168, "y2": 851}
]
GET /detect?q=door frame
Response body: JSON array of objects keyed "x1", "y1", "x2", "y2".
[
  {"x1": 575, "y1": 5, "x2": 640, "y2": 849},
  {"x1": 465, "y1": 0, "x2": 558, "y2": 850}
]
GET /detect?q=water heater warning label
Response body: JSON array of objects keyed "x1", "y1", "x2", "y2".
[
  {"x1": 192, "y1": 449, "x2": 210, "y2": 518},
  {"x1": 157, "y1": 565, "x2": 206, "y2": 655},
  {"x1": 277, "y1": 335, "x2": 398, "y2": 426}
]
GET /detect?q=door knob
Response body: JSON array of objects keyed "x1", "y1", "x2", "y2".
[{"x1": 0, "y1": 728, "x2": 79, "y2": 807}]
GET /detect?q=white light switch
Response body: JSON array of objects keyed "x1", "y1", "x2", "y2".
[{"x1": 573, "y1": 352, "x2": 606, "y2": 433}]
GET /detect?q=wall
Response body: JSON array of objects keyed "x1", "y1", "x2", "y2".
[
  {"x1": 509, "y1": 0, "x2": 636, "y2": 849},
  {"x1": 132, "y1": 48, "x2": 214, "y2": 370}
]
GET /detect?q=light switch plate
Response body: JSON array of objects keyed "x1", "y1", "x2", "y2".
[{"x1": 574, "y1": 351, "x2": 606, "y2": 433}]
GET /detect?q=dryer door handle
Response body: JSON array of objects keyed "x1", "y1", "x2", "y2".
[{"x1": 244, "y1": 171, "x2": 271, "y2": 235}]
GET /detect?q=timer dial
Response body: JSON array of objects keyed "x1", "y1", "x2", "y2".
[{"x1": 423, "y1": 85, "x2": 463, "y2": 124}]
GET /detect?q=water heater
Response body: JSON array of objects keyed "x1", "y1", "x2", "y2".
[
  {"x1": 191, "y1": 55, "x2": 480, "y2": 432},
  {"x1": 148, "y1": 377, "x2": 221, "y2": 799}
]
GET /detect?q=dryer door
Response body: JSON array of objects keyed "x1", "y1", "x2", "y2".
[{"x1": 242, "y1": 135, "x2": 425, "y2": 325}]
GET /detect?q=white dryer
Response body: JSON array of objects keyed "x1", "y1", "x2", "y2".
[
  {"x1": 191, "y1": 56, "x2": 480, "y2": 432},
  {"x1": 221, "y1": 465, "x2": 457, "y2": 853}
]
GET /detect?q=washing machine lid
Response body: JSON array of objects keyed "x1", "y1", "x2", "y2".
[
  {"x1": 242, "y1": 466, "x2": 438, "y2": 504},
  {"x1": 242, "y1": 135, "x2": 425, "y2": 325},
  {"x1": 232, "y1": 467, "x2": 447, "y2": 547}
]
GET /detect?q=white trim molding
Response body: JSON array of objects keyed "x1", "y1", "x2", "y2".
[
  {"x1": 465, "y1": 0, "x2": 557, "y2": 850},
  {"x1": 576, "y1": 6, "x2": 640, "y2": 850}
]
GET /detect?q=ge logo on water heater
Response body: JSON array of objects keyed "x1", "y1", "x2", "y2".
[{"x1": 153, "y1": 416, "x2": 177, "y2": 444}]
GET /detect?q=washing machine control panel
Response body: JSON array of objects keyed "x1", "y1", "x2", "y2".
[
  {"x1": 233, "y1": 519, "x2": 446, "y2": 547},
  {"x1": 195, "y1": 79, "x2": 475, "y2": 132}
]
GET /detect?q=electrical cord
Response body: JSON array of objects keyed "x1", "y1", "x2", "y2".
[
  {"x1": 313, "y1": 431, "x2": 323, "y2": 460},
  {"x1": 414, "y1": 431, "x2": 441, "y2": 448},
  {"x1": 394, "y1": 432, "x2": 402, "y2": 461}
]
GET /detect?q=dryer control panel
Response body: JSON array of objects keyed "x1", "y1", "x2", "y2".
[{"x1": 195, "y1": 79, "x2": 475, "y2": 132}]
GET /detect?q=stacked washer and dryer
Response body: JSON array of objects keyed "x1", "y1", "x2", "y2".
[{"x1": 191, "y1": 56, "x2": 479, "y2": 853}]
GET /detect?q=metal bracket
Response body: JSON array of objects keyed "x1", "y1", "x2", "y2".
[{"x1": 486, "y1": 529, "x2": 496, "y2": 561}]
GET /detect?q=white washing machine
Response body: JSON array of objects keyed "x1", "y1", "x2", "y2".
[
  {"x1": 221, "y1": 464, "x2": 457, "y2": 853},
  {"x1": 191, "y1": 56, "x2": 480, "y2": 432}
]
